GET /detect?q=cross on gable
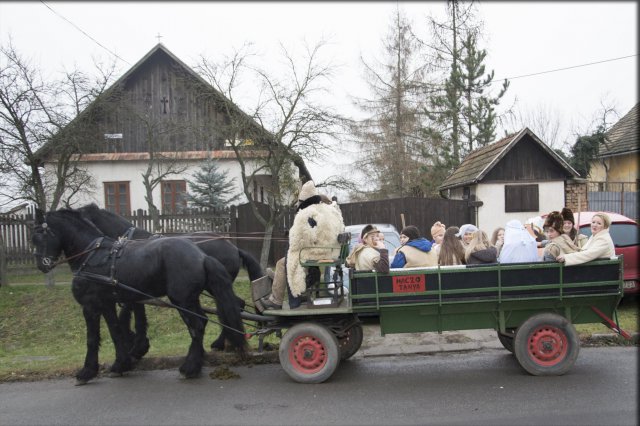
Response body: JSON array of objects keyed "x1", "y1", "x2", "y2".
[{"x1": 155, "y1": 33, "x2": 163, "y2": 43}]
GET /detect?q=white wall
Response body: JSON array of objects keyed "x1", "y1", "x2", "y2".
[
  {"x1": 475, "y1": 181, "x2": 566, "y2": 234},
  {"x1": 45, "y1": 158, "x2": 264, "y2": 211}
]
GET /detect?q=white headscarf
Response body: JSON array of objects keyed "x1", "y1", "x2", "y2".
[{"x1": 499, "y1": 220, "x2": 539, "y2": 263}]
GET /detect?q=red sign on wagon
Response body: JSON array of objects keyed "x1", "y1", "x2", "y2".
[{"x1": 392, "y1": 275, "x2": 426, "y2": 293}]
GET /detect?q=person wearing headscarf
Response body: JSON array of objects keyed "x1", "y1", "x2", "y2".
[
  {"x1": 557, "y1": 212, "x2": 615, "y2": 266},
  {"x1": 456, "y1": 224, "x2": 478, "y2": 247},
  {"x1": 561, "y1": 207, "x2": 588, "y2": 248},
  {"x1": 391, "y1": 225, "x2": 436, "y2": 268},
  {"x1": 464, "y1": 230, "x2": 498, "y2": 264},
  {"x1": 542, "y1": 211, "x2": 580, "y2": 261},
  {"x1": 346, "y1": 225, "x2": 389, "y2": 273},
  {"x1": 498, "y1": 220, "x2": 539, "y2": 263}
]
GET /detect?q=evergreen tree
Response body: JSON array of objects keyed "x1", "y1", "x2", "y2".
[
  {"x1": 569, "y1": 130, "x2": 604, "y2": 178},
  {"x1": 186, "y1": 158, "x2": 240, "y2": 209},
  {"x1": 352, "y1": 7, "x2": 430, "y2": 198},
  {"x1": 457, "y1": 33, "x2": 509, "y2": 152}
]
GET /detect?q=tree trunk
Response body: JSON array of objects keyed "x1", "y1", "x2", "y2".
[
  {"x1": 45, "y1": 270, "x2": 55, "y2": 287},
  {"x1": 260, "y1": 221, "x2": 275, "y2": 269},
  {"x1": 0, "y1": 234, "x2": 7, "y2": 287}
]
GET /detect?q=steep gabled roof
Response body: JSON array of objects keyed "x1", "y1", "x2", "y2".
[
  {"x1": 438, "y1": 128, "x2": 579, "y2": 191},
  {"x1": 34, "y1": 43, "x2": 266, "y2": 164},
  {"x1": 600, "y1": 103, "x2": 639, "y2": 158}
]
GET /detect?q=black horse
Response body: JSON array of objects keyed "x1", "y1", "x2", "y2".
[
  {"x1": 32, "y1": 209, "x2": 246, "y2": 384},
  {"x1": 76, "y1": 203, "x2": 263, "y2": 352}
]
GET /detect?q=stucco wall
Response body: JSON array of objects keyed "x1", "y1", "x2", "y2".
[
  {"x1": 45, "y1": 159, "x2": 263, "y2": 211},
  {"x1": 475, "y1": 181, "x2": 566, "y2": 234},
  {"x1": 589, "y1": 153, "x2": 639, "y2": 182}
]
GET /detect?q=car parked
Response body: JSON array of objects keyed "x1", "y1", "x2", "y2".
[
  {"x1": 574, "y1": 211, "x2": 639, "y2": 295},
  {"x1": 344, "y1": 223, "x2": 402, "y2": 263}
]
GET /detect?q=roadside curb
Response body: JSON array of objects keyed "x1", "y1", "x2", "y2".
[{"x1": 135, "y1": 330, "x2": 639, "y2": 371}]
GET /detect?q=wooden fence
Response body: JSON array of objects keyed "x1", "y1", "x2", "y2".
[
  {"x1": 230, "y1": 197, "x2": 473, "y2": 265},
  {"x1": 0, "y1": 207, "x2": 231, "y2": 269},
  {"x1": 1, "y1": 198, "x2": 472, "y2": 269}
]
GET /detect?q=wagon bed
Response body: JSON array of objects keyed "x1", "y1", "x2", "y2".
[{"x1": 251, "y1": 256, "x2": 627, "y2": 383}]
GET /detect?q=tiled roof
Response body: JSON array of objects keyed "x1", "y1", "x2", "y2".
[
  {"x1": 601, "y1": 103, "x2": 639, "y2": 157},
  {"x1": 438, "y1": 128, "x2": 579, "y2": 191}
]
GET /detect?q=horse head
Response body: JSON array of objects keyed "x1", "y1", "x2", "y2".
[
  {"x1": 32, "y1": 210, "x2": 63, "y2": 273},
  {"x1": 32, "y1": 209, "x2": 104, "y2": 273}
]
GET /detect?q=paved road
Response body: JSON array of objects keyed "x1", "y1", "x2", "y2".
[{"x1": 1, "y1": 347, "x2": 637, "y2": 426}]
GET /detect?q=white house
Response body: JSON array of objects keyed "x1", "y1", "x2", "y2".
[
  {"x1": 35, "y1": 43, "x2": 283, "y2": 215},
  {"x1": 438, "y1": 128, "x2": 580, "y2": 234}
]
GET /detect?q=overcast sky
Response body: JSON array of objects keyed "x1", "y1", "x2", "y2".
[{"x1": 1, "y1": 1, "x2": 637, "y2": 185}]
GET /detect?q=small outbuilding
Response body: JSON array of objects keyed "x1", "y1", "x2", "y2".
[{"x1": 438, "y1": 127, "x2": 580, "y2": 234}]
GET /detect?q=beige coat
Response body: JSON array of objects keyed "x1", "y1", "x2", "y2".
[
  {"x1": 396, "y1": 245, "x2": 438, "y2": 268},
  {"x1": 563, "y1": 229, "x2": 615, "y2": 266},
  {"x1": 544, "y1": 234, "x2": 580, "y2": 260},
  {"x1": 346, "y1": 244, "x2": 389, "y2": 272}
]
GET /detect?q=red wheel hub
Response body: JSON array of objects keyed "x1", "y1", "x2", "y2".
[
  {"x1": 527, "y1": 326, "x2": 568, "y2": 366},
  {"x1": 289, "y1": 335, "x2": 327, "y2": 374}
]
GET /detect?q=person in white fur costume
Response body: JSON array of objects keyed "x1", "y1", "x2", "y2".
[{"x1": 260, "y1": 180, "x2": 345, "y2": 310}]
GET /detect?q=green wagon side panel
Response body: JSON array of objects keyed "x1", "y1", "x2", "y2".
[{"x1": 349, "y1": 258, "x2": 624, "y2": 335}]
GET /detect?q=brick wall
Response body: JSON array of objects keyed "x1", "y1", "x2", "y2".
[{"x1": 565, "y1": 178, "x2": 588, "y2": 211}]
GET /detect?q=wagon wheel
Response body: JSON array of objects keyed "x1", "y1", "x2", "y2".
[
  {"x1": 279, "y1": 322, "x2": 340, "y2": 384},
  {"x1": 497, "y1": 328, "x2": 516, "y2": 353},
  {"x1": 514, "y1": 313, "x2": 580, "y2": 376},
  {"x1": 339, "y1": 323, "x2": 364, "y2": 360}
]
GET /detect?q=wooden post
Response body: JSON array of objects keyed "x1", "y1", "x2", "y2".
[{"x1": 400, "y1": 213, "x2": 406, "y2": 229}]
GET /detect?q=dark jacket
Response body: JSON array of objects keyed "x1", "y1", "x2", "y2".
[{"x1": 466, "y1": 246, "x2": 498, "y2": 265}]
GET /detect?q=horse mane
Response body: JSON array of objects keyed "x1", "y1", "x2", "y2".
[
  {"x1": 46, "y1": 208, "x2": 103, "y2": 235},
  {"x1": 77, "y1": 203, "x2": 149, "y2": 238}
]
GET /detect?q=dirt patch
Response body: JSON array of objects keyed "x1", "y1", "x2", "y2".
[
  {"x1": 444, "y1": 334, "x2": 472, "y2": 344},
  {"x1": 580, "y1": 334, "x2": 639, "y2": 347},
  {"x1": 209, "y1": 365, "x2": 240, "y2": 380}
]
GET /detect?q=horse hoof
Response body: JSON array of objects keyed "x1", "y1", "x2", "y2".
[
  {"x1": 108, "y1": 371, "x2": 124, "y2": 378},
  {"x1": 75, "y1": 379, "x2": 88, "y2": 386}
]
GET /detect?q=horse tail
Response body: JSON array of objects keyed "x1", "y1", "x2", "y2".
[
  {"x1": 203, "y1": 256, "x2": 247, "y2": 352},
  {"x1": 238, "y1": 248, "x2": 264, "y2": 281}
]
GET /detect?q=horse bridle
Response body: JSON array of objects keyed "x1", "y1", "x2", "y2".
[
  {"x1": 33, "y1": 221, "x2": 102, "y2": 269},
  {"x1": 33, "y1": 222, "x2": 58, "y2": 268}
]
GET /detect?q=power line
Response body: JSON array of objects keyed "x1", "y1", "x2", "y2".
[
  {"x1": 493, "y1": 54, "x2": 637, "y2": 82},
  {"x1": 40, "y1": 1, "x2": 131, "y2": 66}
]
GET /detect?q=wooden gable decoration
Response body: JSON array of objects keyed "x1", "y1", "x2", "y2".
[{"x1": 438, "y1": 128, "x2": 579, "y2": 192}]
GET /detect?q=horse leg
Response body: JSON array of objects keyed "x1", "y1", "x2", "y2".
[
  {"x1": 130, "y1": 303, "x2": 150, "y2": 360},
  {"x1": 117, "y1": 304, "x2": 135, "y2": 355},
  {"x1": 175, "y1": 299, "x2": 207, "y2": 378},
  {"x1": 210, "y1": 294, "x2": 245, "y2": 351},
  {"x1": 204, "y1": 257, "x2": 247, "y2": 357},
  {"x1": 102, "y1": 304, "x2": 135, "y2": 376},
  {"x1": 76, "y1": 306, "x2": 102, "y2": 385}
]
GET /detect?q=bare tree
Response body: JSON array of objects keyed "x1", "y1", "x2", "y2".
[
  {"x1": 351, "y1": 7, "x2": 431, "y2": 198},
  {"x1": 196, "y1": 40, "x2": 342, "y2": 267},
  {"x1": 0, "y1": 40, "x2": 117, "y2": 211},
  {"x1": 501, "y1": 103, "x2": 564, "y2": 149}
]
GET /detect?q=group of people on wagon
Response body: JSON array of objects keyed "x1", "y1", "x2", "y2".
[
  {"x1": 259, "y1": 179, "x2": 616, "y2": 311},
  {"x1": 348, "y1": 207, "x2": 615, "y2": 273}
]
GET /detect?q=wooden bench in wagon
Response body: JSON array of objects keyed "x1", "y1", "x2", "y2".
[{"x1": 250, "y1": 249, "x2": 629, "y2": 384}]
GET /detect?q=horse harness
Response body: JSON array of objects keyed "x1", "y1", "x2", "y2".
[{"x1": 35, "y1": 221, "x2": 248, "y2": 337}]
